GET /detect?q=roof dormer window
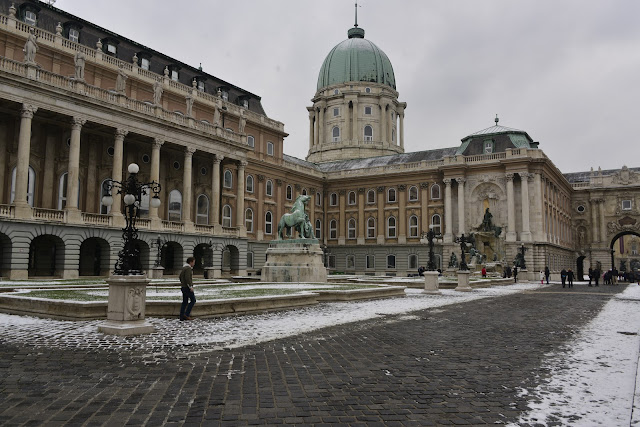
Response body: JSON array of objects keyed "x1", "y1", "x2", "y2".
[
  {"x1": 68, "y1": 28, "x2": 79, "y2": 43},
  {"x1": 484, "y1": 140, "x2": 494, "y2": 154},
  {"x1": 24, "y1": 10, "x2": 37, "y2": 26},
  {"x1": 140, "y1": 57, "x2": 150, "y2": 70},
  {"x1": 171, "y1": 69, "x2": 179, "y2": 81},
  {"x1": 106, "y1": 43, "x2": 117, "y2": 55}
]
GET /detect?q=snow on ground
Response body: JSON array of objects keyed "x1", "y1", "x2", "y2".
[
  {"x1": 0, "y1": 283, "x2": 543, "y2": 352},
  {"x1": 511, "y1": 284, "x2": 640, "y2": 426}
]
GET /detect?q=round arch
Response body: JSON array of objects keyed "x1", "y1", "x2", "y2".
[
  {"x1": 79, "y1": 237, "x2": 110, "y2": 276},
  {"x1": 610, "y1": 230, "x2": 640, "y2": 271},
  {"x1": 193, "y1": 243, "x2": 213, "y2": 276},
  {"x1": 221, "y1": 244, "x2": 241, "y2": 277},
  {"x1": 0, "y1": 232, "x2": 12, "y2": 277},
  {"x1": 29, "y1": 235, "x2": 65, "y2": 277},
  {"x1": 161, "y1": 241, "x2": 184, "y2": 275}
]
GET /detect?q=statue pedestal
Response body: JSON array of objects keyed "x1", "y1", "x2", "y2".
[
  {"x1": 98, "y1": 274, "x2": 154, "y2": 336},
  {"x1": 261, "y1": 239, "x2": 327, "y2": 283},
  {"x1": 423, "y1": 271, "x2": 440, "y2": 294},
  {"x1": 455, "y1": 270, "x2": 473, "y2": 292},
  {"x1": 147, "y1": 266, "x2": 164, "y2": 279},
  {"x1": 204, "y1": 267, "x2": 219, "y2": 279}
]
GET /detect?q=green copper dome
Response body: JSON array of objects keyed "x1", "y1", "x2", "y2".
[{"x1": 317, "y1": 26, "x2": 396, "y2": 91}]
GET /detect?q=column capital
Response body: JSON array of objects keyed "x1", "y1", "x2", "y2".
[
  {"x1": 377, "y1": 186, "x2": 386, "y2": 193},
  {"x1": 71, "y1": 117, "x2": 87, "y2": 130},
  {"x1": 443, "y1": 178, "x2": 452, "y2": 186},
  {"x1": 213, "y1": 154, "x2": 224, "y2": 164},
  {"x1": 152, "y1": 138, "x2": 164, "y2": 149},
  {"x1": 455, "y1": 178, "x2": 466, "y2": 185},
  {"x1": 505, "y1": 173, "x2": 515, "y2": 181},
  {"x1": 398, "y1": 184, "x2": 407, "y2": 191},
  {"x1": 420, "y1": 182, "x2": 429, "y2": 189},
  {"x1": 520, "y1": 172, "x2": 533, "y2": 181},
  {"x1": 114, "y1": 128, "x2": 128, "y2": 139},
  {"x1": 257, "y1": 174, "x2": 265, "y2": 182},
  {"x1": 21, "y1": 104, "x2": 38, "y2": 119},
  {"x1": 357, "y1": 187, "x2": 366, "y2": 193},
  {"x1": 338, "y1": 189, "x2": 346, "y2": 195},
  {"x1": 238, "y1": 160, "x2": 248, "y2": 168},
  {"x1": 184, "y1": 146, "x2": 196, "y2": 157}
]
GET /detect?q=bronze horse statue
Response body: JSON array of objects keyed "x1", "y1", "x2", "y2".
[{"x1": 277, "y1": 195, "x2": 313, "y2": 239}]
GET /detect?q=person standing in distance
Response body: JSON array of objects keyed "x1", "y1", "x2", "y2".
[{"x1": 179, "y1": 257, "x2": 196, "y2": 321}]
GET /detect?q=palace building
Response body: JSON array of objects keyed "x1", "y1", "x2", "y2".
[{"x1": 0, "y1": 0, "x2": 638, "y2": 281}]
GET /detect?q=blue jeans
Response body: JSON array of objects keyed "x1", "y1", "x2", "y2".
[{"x1": 180, "y1": 287, "x2": 196, "y2": 318}]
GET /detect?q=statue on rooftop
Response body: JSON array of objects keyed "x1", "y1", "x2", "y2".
[
  {"x1": 238, "y1": 112, "x2": 247, "y2": 134},
  {"x1": 23, "y1": 29, "x2": 38, "y2": 64},
  {"x1": 185, "y1": 94, "x2": 194, "y2": 117},
  {"x1": 153, "y1": 80, "x2": 163, "y2": 105},
  {"x1": 115, "y1": 66, "x2": 127, "y2": 93},
  {"x1": 74, "y1": 50, "x2": 85, "y2": 80}
]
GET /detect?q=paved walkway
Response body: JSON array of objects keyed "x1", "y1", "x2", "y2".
[{"x1": 0, "y1": 283, "x2": 631, "y2": 426}]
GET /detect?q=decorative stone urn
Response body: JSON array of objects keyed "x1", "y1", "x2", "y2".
[{"x1": 98, "y1": 275, "x2": 155, "y2": 336}]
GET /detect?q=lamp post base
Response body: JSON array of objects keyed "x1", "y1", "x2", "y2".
[
  {"x1": 455, "y1": 270, "x2": 473, "y2": 292},
  {"x1": 98, "y1": 274, "x2": 155, "y2": 336},
  {"x1": 423, "y1": 271, "x2": 440, "y2": 294}
]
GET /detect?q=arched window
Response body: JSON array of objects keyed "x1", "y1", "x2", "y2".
[
  {"x1": 315, "y1": 219, "x2": 321, "y2": 239},
  {"x1": 100, "y1": 178, "x2": 111, "y2": 214},
  {"x1": 329, "y1": 219, "x2": 337, "y2": 239},
  {"x1": 431, "y1": 214, "x2": 442, "y2": 235},
  {"x1": 387, "y1": 216, "x2": 397, "y2": 238},
  {"x1": 10, "y1": 166, "x2": 36, "y2": 207},
  {"x1": 387, "y1": 254, "x2": 396, "y2": 269},
  {"x1": 408, "y1": 254, "x2": 418, "y2": 270},
  {"x1": 332, "y1": 126, "x2": 340, "y2": 142},
  {"x1": 286, "y1": 185, "x2": 293, "y2": 200},
  {"x1": 267, "y1": 141, "x2": 274, "y2": 156},
  {"x1": 168, "y1": 189, "x2": 182, "y2": 221},
  {"x1": 409, "y1": 215, "x2": 419, "y2": 237},
  {"x1": 367, "y1": 189, "x2": 375, "y2": 204},
  {"x1": 302, "y1": 188, "x2": 308, "y2": 196},
  {"x1": 265, "y1": 211, "x2": 273, "y2": 234},
  {"x1": 387, "y1": 188, "x2": 397, "y2": 203},
  {"x1": 57, "y1": 172, "x2": 80, "y2": 210},
  {"x1": 222, "y1": 204, "x2": 232, "y2": 228},
  {"x1": 196, "y1": 194, "x2": 209, "y2": 225},
  {"x1": 330, "y1": 193, "x2": 338, "y2": 206},
  {"x1": 364, "y1": 125, "x2": 373, "y2": 141},
  {"x1": 246, "y1": 175, "x2": 254, "y2": 193},
  {"x1": 431, "y1": 184, "x2": 441, "y2": 200},
  {"x1": 367, "y1": 217, "x2": 376, "y2": 238},
  {"x1": 316, "y1": 192, "x2": 322, "y2": 206},
  {"x1": 247, "y1": 135, "x2": 255, "y2": 148},
  {"x1": 346, "y1": 255, "x2": 356, "y2": 270},
  {"x1": 409, "y1": 186, "x2": 418, "y2": 201},
  {"x1": 245, "y1": 208, "x2": 253, "y2": 232},
  {"x1": 223, "y1": 169, "x2": 233, "y2": 188},
  {"x1": 348, "y1": 191, "x2": 356, "y2": 205},
  {"x1": 266, "y1": 180, "x2": 273, "y2": 197},
  {"x1": 348, "y1": 218, "x2": 356, "y2": 239}
]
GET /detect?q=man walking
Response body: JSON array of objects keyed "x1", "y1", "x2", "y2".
[
  {"x1": 179, "y1": 256, "x2": 196, "y2": 321},
  {"x1": 545, "y1": 266, "x2": 550, "y2": 284},
  {"x1": 567, "y1": 269, "x2": 574, "y2": 288},
  {"x1": 561, "y1": 268, "x2": 567, "y2": 288},
  {"x1": 513, "y1": 266, "x2": 518, "y2": 283}
]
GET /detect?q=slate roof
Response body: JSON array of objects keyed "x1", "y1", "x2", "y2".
[
  {"x1": 284, "y1": 147, "x2": 458, "y2": 173},
  {"x1": 563, "y1": 167, "x2": 640, "y2": 183}
]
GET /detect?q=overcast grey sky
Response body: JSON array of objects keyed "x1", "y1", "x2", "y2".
[{"x1": 56, "y1": 0, "x2": 640, "y2": 173}]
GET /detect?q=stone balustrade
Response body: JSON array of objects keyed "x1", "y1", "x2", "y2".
[
  {"x1": 0, "y1": 204, "x2": 15, "y2": 218},
  {"x1": 33, "y1": 208, "x2": 65, "y2": 222},
  {"x1": 81, "y1": 213, "x2": 111, "y2": 226}
]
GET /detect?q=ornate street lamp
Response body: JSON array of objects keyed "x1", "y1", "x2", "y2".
[
  {"x1": 426, "y1": 224, "x2": 440, "y2": 271},
  {"x1": 102, "y1": 163, "x2": 161, "y2": 275},
  {"x1": 519, "y1": 243, "x2": 528, "y2": 270},
  {"x1": 152, "y1": 234, "x2": 166, "y2": 268},
  {"x1": 455, "y1": 233, "x2": 469, "y2": 271}
]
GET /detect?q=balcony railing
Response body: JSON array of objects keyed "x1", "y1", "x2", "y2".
[
  {"x1": 81, "y1": 212, "x2": 111, "y2": 226},
  {"x1": 0, "y1": 204, "x2": 14, "y2": 218},
  {"x1": 162, "y1": 220, "x2": 184, "y2": 232},
  {"x1": 33, "y1": 208, "x2": 65, "y2": 222},
  {"x1": 195, "y1": 224, "x2": 215, "y2": 234}
]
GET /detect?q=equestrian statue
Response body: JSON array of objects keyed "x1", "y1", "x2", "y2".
[{"x1": 277, "y1": 195, "x2": 314, "y2": 240}]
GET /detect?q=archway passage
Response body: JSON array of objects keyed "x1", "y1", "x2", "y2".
[
  {"x1": 610, "y1": 231, "x2": 640, "y2": 281},
  {"x1": 29, "y1": 235, "x2": 65, "y2": 277},
  {"x1": 161, "y1": 242, "x2": 184, "y2": 275},
  {"x1": 576, "y1": 255, "x2": 587, "y2": 281},
  {"x1": 193, "y1": 243, "x2": 213, "y2": 276},
  {"x1": 0, "y1": 233, "x2": 12, "y2": 278},
  {"x1": 221, "y1": 245, "x2": 240, "y2": 277},
  {"x1": 79, "y1": 238, "x2": 110, "y2": 276}
]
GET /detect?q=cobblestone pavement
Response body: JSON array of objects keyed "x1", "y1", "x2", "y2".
[{"x1": 0, "y1": 283, "x2": 628, "y2": 426}]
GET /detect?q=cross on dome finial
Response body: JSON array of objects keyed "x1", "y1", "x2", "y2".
[
  {"x1": 495, "y1": 114, "x2": 499, "y2": 125},
  {"x1": 348, "y1": 2, "x2": 365, "y2": 38},
  {"x1": 354, "y1": 2, "x2": 360, "y2": 27}
]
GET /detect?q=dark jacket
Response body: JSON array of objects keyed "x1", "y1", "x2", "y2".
[{"x1": 179, "y1": 263, "x2": 193, "y2": 289}]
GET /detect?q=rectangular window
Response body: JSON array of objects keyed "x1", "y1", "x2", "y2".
[
  {"x1": 24, "y1": 10, "x2": 36, "y2": 26},
  {"x1": 267, "y1": 142, "x2": 274, "y2": 156},
  {"x1": 198, "y1": 81, "x2": 205, "y2": 91},
  {"x1": 484, "y1": 140, "x2": 494, "y2": 154},
  {"x1": 387, "y1": 255, "x2": 396, "y2": 269},
  {"x1": 622, "y1": 200, "x2": 632, "y2": 210},
  {"x1": 366, "y1": 255, "x2": 375, "y2": 269},
  {"x1": 327, "y1": 255, "x2": 336, "y2": 269},
  {"x1": 107, "y1": 43, "x2": 117, "y2": 55},
  {"x1": 364, "y1": 106, "x2": 372, "y2": 115},
  {"x1": 171, "y1": 70, "x2": 179, "y2": 81},
  {"x1": 140, "y1": 58, "x2": 150, "y2": 70},
  {"x1": 68, "y1": 28, "x2": 79, "y2": 43},
  {"x1": 333, "y1": 108, "x2": 339, "y2": 117}
]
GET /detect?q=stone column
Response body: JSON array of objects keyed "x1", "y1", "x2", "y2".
[
  {"x1": 0, "y1": 121, "x2": 6, "y2": 204},
  {"x1": 149, "y1": 138, "x2": 163, "y2": 226},
  {"x1": 212, "y1": 155, "x2": 223, "y2": 227},
  {"x1": 66, "y1": 117, "x2": 86, "y2": 223},
  {"x1": 338, "y1": 189, "x2": 346, "y2": 245},
  {"x1": 182, "y1": 147, "x2": 195, "y2": 230},
  {"x1": 420, "y1": 182, "x2": 429, "y2": 234},
  {"x1": 532, "y1": 173, "x2": 544, "y2": 241},
  {"x1": 308, "y1": 109, "x2": 314, "y2": 150},
  {"x1": 377, "y1": 186, "x2": 385, "y2": 244},
  {"x1": 505, "y1": 173, "x2": 517, "y2": 241},
  {"x1": 599, "y1": 199, "x2": 607, "y2": 243},
  {"x1": 456, "y1": 178, "x2": 466, "y2": 236},
  {"x1": 111, "y1": 129, "x2": 127, "y2": 225},
  {"x1": 398, "y1": 184, "x2": 407, "y2": 244},
  {"x1": 344, "y1": 100, "x2": 351, "y2": 142},
  {"x1": 86, "y1": 138, "x2": 97, "y2": 213},
  {"x1": 590, "y1": 199, "x2": 599, "y2": 243},
  {"x1": 313, "y1": 108, "x2": 320, "y2": 147},
  {"x1": 13, "y1": 104, "x2": 37, "y2": 216},
  {"x1": 443, "y1": 179, "x2": 453, "y2": 242},
  {"x1": 357, "y1": 188, "x2": 365, "y2": 244},
  {"x1": 42, "y1": 132, "x2": 56, "y2": 209},
  {"x1": 379, "y1": 102, "x2": 386, "y2": 145},
  {"x1": 236, "y1": 160, "x2": 247, "y2": 234},
  {"x1": 399, "y1": 110, "x2": 405, "y2": 149},
  {"x1": 318, "y1": 105, "x2": 325, "y2": 145},
  {"x1": 257, "y1": 176, "x2": 265, "y2": 240},
  {"x1": 520, "y1": 173, "x2": 532, "y2": 241},
  {"x1": 352, "y1": 100, "x2": 359, "y2": 144}
]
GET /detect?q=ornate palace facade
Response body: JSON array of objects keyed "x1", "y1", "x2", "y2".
[{"x1": 0, "y1": 1, "x2": 638, "y2": 280}]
